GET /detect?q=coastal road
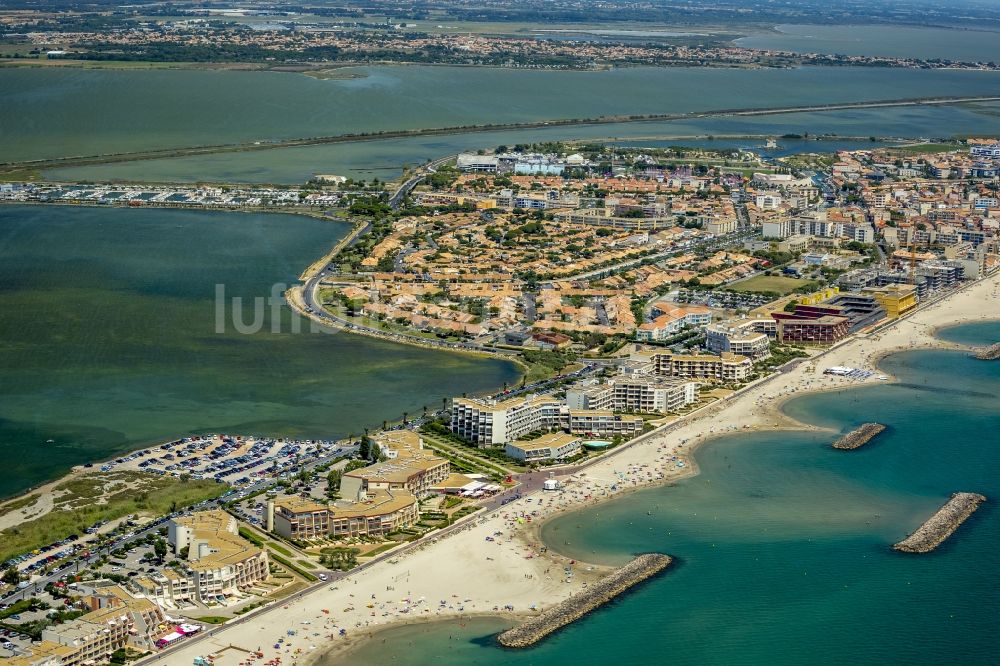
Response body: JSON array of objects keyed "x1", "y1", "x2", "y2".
[{"x1": 388, "y1": 154, "x2": 456, "y2": 209}]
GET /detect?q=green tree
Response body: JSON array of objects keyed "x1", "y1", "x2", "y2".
[
  {"x1": 153, "y1": 538, "x2": 168, "y2": 563},
  {"x1": 326, "y1": 469, "x2": 342, "y2": 493},
  {"x1": 2, "y1": 567, "x2": 20, "y2": 585}
]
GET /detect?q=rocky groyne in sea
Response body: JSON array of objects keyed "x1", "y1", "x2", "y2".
[
  {"x1": 497, "y1": 553, "x2": 672, "y2": 648},
  {"x1": 831, "y1": 423, "x2": 886, "y2": 450},
  {"x1": 973, "y1": 342, "x2": 1000, "y2": 360},
  {"x1": 893, "y1": 492, "x2": 987, "y2": 553}
]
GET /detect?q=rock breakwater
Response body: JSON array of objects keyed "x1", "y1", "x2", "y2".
[
  {"x1": 893, "y1": 492, "x2": 987, "y2": 553},
  {"x1": 974, "y1": 342, "x2": 1000, "y2": 360},
  {"x1": 497, "y1": 553, "x2": 672, "y2": 648},
  {"x1": 831, "y1": 423, "x2": 886, "y2": 450}
]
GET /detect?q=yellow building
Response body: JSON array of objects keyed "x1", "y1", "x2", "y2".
[
  {"x1": 136, "y1": 510, "x2": 269, "y2": 606},
  {"x1": 271, "y1": 489, "x2": 418, "y2": 541},
  {"x1": 863, "y1": 284, "x2": 917, "y2": 318},
  {"x1": 340, "y1": 431, "x2": 450, "y2": 499},
  {"x1": 17, "y1": 585, "x2": 169, "y2": 666},
  {"x1": 271, "y1": 496, "x2": 330, "y2": 540}
]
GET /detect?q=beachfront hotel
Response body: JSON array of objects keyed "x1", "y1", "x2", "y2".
[
  {"x1": 267, "y1": 430, "x2": 440, "y2": 541},
  {"x1": 505, "y1": 432, "x2": 582, "y2": 462},
  {"x1": 270, "y1": 489, "x2": 418, "y2": 541},
  {"x1": 640, "y1": 350, "x2": 754, "y2": 382},
  {"x1": 704, "y1": 319, "x2": 774, "y2": 361},
  {"x1": 131, "y1": 510, "x2": 269, "y2": 607},
  {"x1": 566, "y1": 410, "x2": 645, "y2": 438},
  {"x1": 567, "y1": 376, "x2": 698, "y2": 414},
  {"x1": 771, "y1": 308, "x2": 851, "y2": 345},
  {"x1": 8, "y1": 584, "x2": 168, "y2": 666},
  {"x1": 450, "y1": 395, "x2": 562, "y2": 447},
  {"x1": 341, "y1": 432, "x2": 450, "y2": 499},
  {"x1": 863, "y1": 284, "x2": 918, "y2": 318}
]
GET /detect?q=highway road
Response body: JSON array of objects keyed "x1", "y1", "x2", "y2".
[{"x1": 388, "y1": 154, "x2": 456, "y2": 209}]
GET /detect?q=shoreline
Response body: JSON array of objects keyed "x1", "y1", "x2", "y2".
[{"x1": 155, "y1": 274, "x2": 999, "y2": 666}]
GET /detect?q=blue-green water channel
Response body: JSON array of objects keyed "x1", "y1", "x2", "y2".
[
  {"x1": 6, "y1": 65, "x2": 1000, "y2": 163},
  {"x1": 0, "y1": 205, "x2": 519, "y2": 499},
  {"x1": 44, "y1": 101, "x2": 1000, "y2": 185},
  {"x1": 336, "y1": 325, "x2": 1000, "y2": 665}
]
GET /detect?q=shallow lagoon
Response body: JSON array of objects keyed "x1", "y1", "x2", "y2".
[
  {"x1": 0, "y1": 205, "x2": 518, "y2": 499},
  {"x1": 6, "y1": 65, "x2": 1000, "y2": 162}
]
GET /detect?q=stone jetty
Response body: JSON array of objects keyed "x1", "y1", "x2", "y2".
[
  {"x1": 497, "y1": 553, "x2": 672, "y2": 648},
  {"x1": 973, "y1": 342, "x2": 1000, "y2": 360},
  {"x1": 893, "y1": 492, "x2": 987, "y2": 553},
  {"x1": 831, "y1": 423, "x2": 886, "y2": 450}
]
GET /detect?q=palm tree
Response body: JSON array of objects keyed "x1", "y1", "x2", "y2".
[{"x1": 402, "y1": 412, "x2": 408, "y2": 424}]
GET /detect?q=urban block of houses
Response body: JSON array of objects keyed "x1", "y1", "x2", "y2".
[{"x1": 636, "y1": 303, "x2": 712, "y2": 342}]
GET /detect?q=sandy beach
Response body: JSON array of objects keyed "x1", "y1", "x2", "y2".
[{"x1": 146, "y1": 272, "x2": 1000, "y2": 666}]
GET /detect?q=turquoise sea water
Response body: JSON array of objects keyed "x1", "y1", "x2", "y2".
[
  {"x1": 337, "y1": 327, "x2": 1000, "y2": 665},
  {"x1": 0, "y1": 205, "x2": 518, "y2": 499}
]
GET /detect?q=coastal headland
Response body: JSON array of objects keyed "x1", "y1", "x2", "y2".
[
  {"x1": 893, "y1": 492, "x2": 988, "y2": 554},
  {"x1": 153, "y1": 270, "x2": 1000, "y2": 666}
]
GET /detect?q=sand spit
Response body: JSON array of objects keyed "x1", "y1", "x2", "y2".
[
  {"x1": 893, "y1": 492, "x2": 987, "y2": 553},
  {"x1": 831, "y1": 423, "x2": 887, "y2": 450},
  {"x1": 496, "y1": 554, "x2": 672, "y2": 648}
]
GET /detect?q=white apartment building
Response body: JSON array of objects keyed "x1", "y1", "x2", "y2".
[
  {"x1": 450, "y1": 395, "x2": 561, "y2": 446},
  {"x1": 567, "y1": 377, "x2": 697, "y2": 414},
  {"x1": 705, "y1": 320, "x2": 774, "y2": 360},
  {"x1": 643, "y1": 351, "x2": 753, "y2": 382}
]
